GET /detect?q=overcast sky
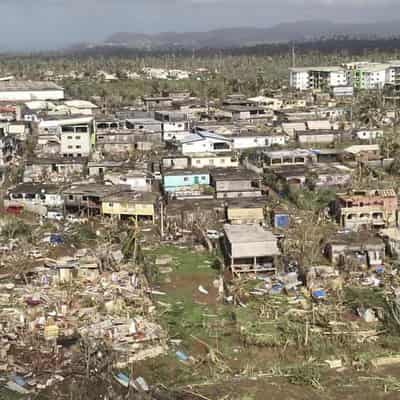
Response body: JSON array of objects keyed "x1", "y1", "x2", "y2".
[{"x1": 0, "y1": 0, "x2": 399, "y2": 51}]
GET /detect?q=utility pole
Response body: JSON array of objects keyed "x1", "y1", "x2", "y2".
[
  {"x1": 291, "y1": 43, "x2": 296, "y2": 68},
  {"x1": 160, "y1": 200, "x2": 164, "y2": 239}
]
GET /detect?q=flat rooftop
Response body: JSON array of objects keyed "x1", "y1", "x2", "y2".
[
  {"x1": 0, "y1": 81, "x2": 63, "y2": 92},
  {"x1": 102, "y1": 191, "x2": 158, "y2": 203},
  {"x1": 211, "y1": 168, "x2": 259, "y2": 181},
  {"x1": 224, "y1": 224, "x2": 277, "y2": 244}
]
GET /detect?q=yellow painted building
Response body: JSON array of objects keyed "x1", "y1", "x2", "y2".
[
  {"x1": 227, "y1": 202, "x2": 265, "y2": 224},
  {"x1": 101, "y1": 192, "x2": 157, "y2": 222}
]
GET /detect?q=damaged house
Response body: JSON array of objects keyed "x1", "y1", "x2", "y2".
[
  {"x1": 223, "y1": 224, "x2": 280, "y2": 275},
  {"x1": 101, "y1": 191, "x2": 158, "y2": 222},
  {"x1": 325, "y1": 232, "x2": 385, "y2": 268},
  {"x1": 226, "y1": 199, "x2": 266, "y2": 224},
  {"x1": 6, "y1": 183, "x2": 64, "y2": 215},
  {"x1": 334, "y1": 189, "x2": 398, "y2": 230},
  {"x1": 24, "y1": 157, "x2": 85, "y2": 182},
  {"x1": 210, "y1": 168, "x2": 263, "y2": 199},
  {"x1": 63, "y1": 183, "x2": 130, "y2": 215},
  {"x1": 263, "y1": 149, "x2": 316, "y2": 168}
]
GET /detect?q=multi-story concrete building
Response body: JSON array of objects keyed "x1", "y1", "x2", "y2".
[
  {"x1": 345, "y1": 62, "x2": 388, "y2": 90},
  {"x1": 289, "y1": 67, "x2": 347, "y2": 90},
  {"x1": 334, "y1": 189, "x2": 398, "y2": 231},
  {"x1": 290, "y1": 61, "x2": 400, "y2": 91}
]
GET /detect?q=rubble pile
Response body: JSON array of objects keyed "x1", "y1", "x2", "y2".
[{"x1": 0, "y1": 246, "x2": 167, "y2": 394}]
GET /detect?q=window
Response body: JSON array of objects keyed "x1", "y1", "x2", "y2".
[
  {"x1": 209, "y1": 160, "x2": 214, "y2": 165},
  {"x1": 68, "y1": 145, "x2": 73, "y2": 149},
  {"x1": 201, "y1": 176, "x2": 206, "y2": 180},
  {"x1": 108, "y1": 203, "x2": 114, "y2": 207},
  {"x1": 67, "y1": 136, "x2": 73, "y2": 140},
  {"x1": 69, "y1": 195, "x2": 73, "y2": 200},
  {"x1": 220, "y1": 159, "x2": 225, "y2": 164},
  {"x1": 82, "y1": 196, "x2": 88, "y2": 201},
  {"x1": 75, "y1": 136, "x2": 81, "y2": 140},
  {"x1": 196, "y1": 160, "x2": 201, "y2": 164},
  {"x1": 184, "y1": 177, "x2": 189, "y2": 182},
  {"x1": 76, "y1": 145, "x2": 81, "y2": 149}
]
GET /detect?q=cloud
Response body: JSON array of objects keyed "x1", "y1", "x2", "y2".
[{"x1": 0, "y1": 0, "x2": 399, "y2": 50}]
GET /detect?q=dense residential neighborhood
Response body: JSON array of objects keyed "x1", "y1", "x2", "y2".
[{"x1": 2, "y1": 49, "x2": 400, "y2": 399}]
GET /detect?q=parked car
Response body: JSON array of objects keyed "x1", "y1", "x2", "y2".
[{"x1": 46, "y1": 211, "x2": 64, "y2": 221}]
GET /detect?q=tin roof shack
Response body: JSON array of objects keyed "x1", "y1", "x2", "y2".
[
  {"x1": 334, "y1": 189, "x2": 398, "y2": 231},
  {"x1": 380, "y1": 228, "x2": 400, "y2": 258},
  {"x1": 63, "y1": 183, "x2": 130, "y2": 215},
  {"x1": 263, "y1": 149, "x2": 316, "y2": 168},
  {"x1": 325, "y1": 232, "x2": 385, "y2": 269},
  {"x1": 210, "y1": 168, "x2": 263, "y2": 199},
  {"x1": 223, "y1": 224, "x2": 280, "y2": 275},
  {"x1": 102, "y1": 191, "x2": 158, "y2": 222},
  {"x1": 226, "y1": 199, "x2": 265, "y2": 224}
]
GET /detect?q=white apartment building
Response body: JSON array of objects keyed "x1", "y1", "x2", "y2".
[
  {"x1": 289, "y1": 68, "x2": 310, "y2": 90},
  {"x1": 345, "y1": 63, "x2": 388, "y2": 89},
  {"x1": 290, "y1": 61, "x2": 400, "y2": 91},
  {"x1": 289, "y1": 67, "x2": 347, "y2": 90},
  {"x1": 60, "y1": 124, "x2": 92, "y2": 158}
]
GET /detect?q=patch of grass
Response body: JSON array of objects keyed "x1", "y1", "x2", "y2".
[
  {"x1": 344, "y1": 287, "x2": 386, "y2": 309},
  {"x1": 146, "y1": 245, "x2": 217, "y2": 275}
]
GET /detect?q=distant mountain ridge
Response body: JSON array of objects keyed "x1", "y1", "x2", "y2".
[{"x1": 101, "y1": 20, "x2": 400, "y2": 50}]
